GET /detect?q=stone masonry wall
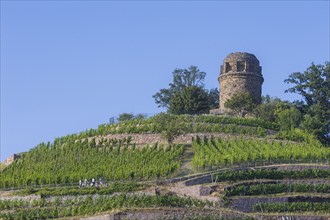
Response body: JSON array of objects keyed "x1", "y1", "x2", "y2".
[
  {"x1": 218, "y1": 52, "x2": 264, "y2": 111},
  {"x1": 219, "y1": 73, "x2": 263, "y2": 110},
  {"x1": 89, "y1": 132, "x2": 239, "y2": 146}
]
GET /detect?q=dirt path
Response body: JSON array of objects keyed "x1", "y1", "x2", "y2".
[
  {"x1": 167, "y1": 182, "x2": 220, "y2": 203},
  {"x1": 176, "y1": 145, "x2": 195, "y2": 177}
]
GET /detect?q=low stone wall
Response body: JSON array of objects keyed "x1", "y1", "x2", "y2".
[
  {"x1": 231, "y1": 196, "x2": 330, "y2": 213},
  {"x1": 82, "y1": 208, "x2": 253, "y2": 220},
  {"x1": 277, "y1": 165, "x2": 330, "y2": 171},
  {"x1": 90, "y1": 132, "x2": 244, "y2": 146},
  {"x1": 226, "y1": 179, "x2": 330, "y2": 190},
  {"x1": 82, "y1": 208, "x2": 329, "y2": 220},
  {"x1": 185, "y1": 175, "x2": 213, "y2": 186},
  {"x1": 0, "y1": 194, "x2": 40, "y2": 201}
]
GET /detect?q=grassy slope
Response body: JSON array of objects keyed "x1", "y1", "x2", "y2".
[{"x1": 0, "y1": 114, "x2": 329, "y2": 219}]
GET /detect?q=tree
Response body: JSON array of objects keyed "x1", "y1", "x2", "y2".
[
  {"x1": 208, "y1": 88, "x2": 220, "y2": 109},
  {"x1": 117, "y1": 113, "x2": 146, "y2": 122},
  {"x1": 117, "y1": 113, "x2": 135, "y2": 122},
  {"x1": 254, "y1": 95, "x2": 281, "y2": 122},
  {"x1": 153, "y1": 66, "x2": 218, "y2": 113},
  {"x1": 224, "y1": 93, "x2": 257, "y2": 117},
  {"x1": 277, "y1": 107, "x2": 302, "y2": 131},
  {"x1": 274, "y1": 99, "x2": 302, "y2": 131},
  {"x1": 284, "y1": 62, "x2": 330, "y2": 143},
  {"x1": 153, "y1": 113, "x2": 185, "y2": 143},
  {"x1": 168, "y1": 86, "x2": 210, "y2": 115},
  {"x1": 135, "y1": 113, "x2": 146, "y2": 120}
]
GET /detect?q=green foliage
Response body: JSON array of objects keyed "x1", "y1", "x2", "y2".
[
  {"x1": 285, "y1": 62, "x2": 330, "y2": 143},
  {"x1": 192, "y1": 136, "x2": 329, "y2": 170},
  {"x1": 212, "y1": 169, "x2": 330, "y2": 182},
  {"x1": 153, "y1": 113, "x2": 186, "y2": 143},
  {"x1": 253, "y1": 202, "x2": 330, "y2": 213},
  {"x1": 193, "y1": 114, "x2": 278, "y2": 130},
  {"x1": 117, "y1": 113, "x2": 146, "y2": 123},
  {"x1": 301, "y1": 110, "x2": 329, "y2": 143},
  {"x1": 0, "y1": 140, "x2": 185, "y2": 188},
  {"x1": 117, "y1": 113, "x2": 135, "y2": 122},
  {"x1": 255, "y1": 96, "x2": 309, "y2": 133},
  {"x1": 19, "y1": 183, "x2": 142, "y2": 197},
  {"x1": 152, "y1": 66, "x2": 218, "y2": 113},
  {"x1": 0, "y1": 194, "x2": 209, "y2": 219},
  {"x1": 31, "y1": 114, "x2": 277, "y2": 144},
  {"x1": 93, "y1": 114, "x2": 277, "y2": 138},
  {"x1": 0, "y1": 198, "x2": 44, "y2": 211},
  {"x1": 225, "y1": 183, "x2": 330, "y2": 197},
  {"x1": 224, "y1": 93, "x2": 257, "y2": 117},
  {"x1": 277, "y1": 107, "x2": 302, "y2": 130},
  {"x1": 254, "y1": 95, "x2": 281, "y2": 122},
  {"x1": 168, "y1": 86, "x2": 210, "y2": 115},
  {"x1": 275, "y1": 128, "x2": 319, "y2": 143},
  {"x1": 0, "y1": 115, "x2": 284, "y2": 189},
  {"x1": 153, "y1": 66, "x2": 206, "y2": 108},
  {"x1": 23, "y1": 186, "x2": 37, "y2": 195},
  {"x1": 208, "y1": 88, "x2": 220, "y2": 109}
]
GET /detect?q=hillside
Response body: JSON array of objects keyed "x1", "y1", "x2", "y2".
[{"x1": 0, "y1": 114, "x2": 329, "y2": 220}]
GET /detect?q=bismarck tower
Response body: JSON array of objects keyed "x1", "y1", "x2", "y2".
[{"x1": 218, "y1": 52, "x2": 264, "y2": 112}]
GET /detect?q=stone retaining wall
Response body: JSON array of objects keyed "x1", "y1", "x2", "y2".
[
  {"x1": 90, "y1": 132, "x2": 238, "y2": 145},
  {"x1": 82, "y1": 208, "x2": 253, "y2": 220},
  {"x1": 82, "y1": 208, "x2": 328, "y2": 220},
  {"x1": 231, "y1": 196, "x2": 330, "y2": 213},
  {"x1": 89, "y1": 132, "x2": 278, "y2": 146}
]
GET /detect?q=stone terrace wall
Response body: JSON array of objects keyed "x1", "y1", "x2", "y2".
[
  {"x1": 83, "y1": 208, "x2": 328, "y2": 220},
  {"x1": 83, "y1": 208, "x2": 256, "y2": 220},
  {"x1": 231, "y1": 196, "x2": 330, "y2": 213},
  {"x1": 89, "y1": 132, "x2": 244, "y2": 146}
]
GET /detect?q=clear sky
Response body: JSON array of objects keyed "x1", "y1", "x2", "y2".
[{"x1": 1, "y1": 1, "x2": 329, "y2": 161}]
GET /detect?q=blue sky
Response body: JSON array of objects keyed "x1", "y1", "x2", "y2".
[{"x1": 1, "y1": 1, "x2": 329, "y2": 161}]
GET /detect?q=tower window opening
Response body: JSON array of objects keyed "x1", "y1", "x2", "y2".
[
  {"x1": 225, "y1": 62, "x2": 232, "y2": 72},
  {"x1": 237, "y1": 61, "x2": 245, "y2": 71}
]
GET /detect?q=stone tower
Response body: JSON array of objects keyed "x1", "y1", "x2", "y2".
[{"x1": 218, "y1": 52, "x2": 264, "y2": 111}]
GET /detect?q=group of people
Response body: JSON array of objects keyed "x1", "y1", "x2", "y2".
[{"x1": 79, "y1": 177, "x2": 108, "y2": 188}]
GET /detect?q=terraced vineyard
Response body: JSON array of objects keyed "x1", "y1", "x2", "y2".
[
  {"x1": 0, "y1": 140, "x2": 184, "y2": 188},
  {"x1": 183, "y1": 166, "x2": 330, "y2": 218},
  {"x1": 54, "y1": 114, "x2": 279, "y2": 141},
  {"x1": 192, "y1": 136, "x2": 330, "y2": 169},
  {"x1": 0, "y1": 194, "x2": 209, "y2": 219},
  {"x1": 1, "y1": 114, "x2": 329, "y2": 219}
]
